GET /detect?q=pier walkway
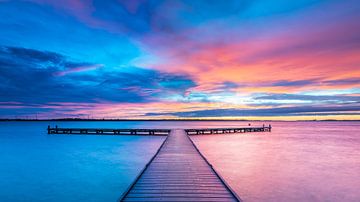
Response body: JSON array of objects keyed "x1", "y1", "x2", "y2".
[{"x1": 120, "y1": 129, "x2": 241, "y2": 202}]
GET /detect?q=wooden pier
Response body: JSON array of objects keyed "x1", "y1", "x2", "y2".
[
  {"x1": 47, "y1": 125, "x2": 170, "y2": 136},
  {"x1": 120, "y1": 129, "x2": 241, "y2": 202},
  {"x1": 47, "y1": 125, "x2": 272, "y2": 200},
  {"x1": 48, "y1": 125, "x2": 271, "y2": 136},
  {"x1": 185, "y1": 125, "x2": 271, "y2": 135}
]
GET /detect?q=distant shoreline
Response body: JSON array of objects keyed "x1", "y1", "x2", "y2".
[{"x1": 0, "y1": 118, "x2": 359, "y2": 122}]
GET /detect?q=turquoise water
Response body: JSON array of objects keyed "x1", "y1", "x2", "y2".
[
  {"x1": 0, "y1": 121, "x2": 165, "y2": 202},
  {"x1": 0, "y1": 121, "x2": 359, "y2": 201}
]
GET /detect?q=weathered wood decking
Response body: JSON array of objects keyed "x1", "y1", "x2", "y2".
[
  {"x1": 47, "y1": 125, "x2": 271, "y2": 200},
  {"x1": 120, "y1": 129, "x2": 241, "y2": 202}
]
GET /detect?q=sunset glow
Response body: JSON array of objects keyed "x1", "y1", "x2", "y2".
[{"x1": 0, "y1": 0, "x2": 359, "y2": 119}]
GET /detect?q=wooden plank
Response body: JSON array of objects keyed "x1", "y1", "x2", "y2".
[
  {"x1": 120, "y1": 130, "x2": 241, "y2": 202},
  {"x1": 124, "y1": 197, "x2": 236, "y2": 202}
]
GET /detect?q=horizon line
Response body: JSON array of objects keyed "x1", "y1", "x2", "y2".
[{"x1": 1, "y1": 118, "x2": 359, "y2": 122}]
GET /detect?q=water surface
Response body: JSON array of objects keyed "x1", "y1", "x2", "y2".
[
  {"x1": 191, "y1": 121, "x2": 360, "y2": 202},
  {"x1": 0, "y1": 121, "x2": 165, "y2": 202},
  {"x1": 1, "y1": 121, "x2": 359, "y2": 202}
]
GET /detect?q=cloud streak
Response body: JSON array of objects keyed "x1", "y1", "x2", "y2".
[{"x1": 147, "y1": 105, "x2": 360, "y2": 117}]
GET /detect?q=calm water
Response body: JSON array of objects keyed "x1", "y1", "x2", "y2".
[
  {"x1": 0, "y1": 121, "x2": 165, "y2": 202},
  {"x1": 192, "y1": 121, "x2": 360, "y2": 202},
  {"x1": 0, "y1": 121, "x2": 359, "y2": 201}
]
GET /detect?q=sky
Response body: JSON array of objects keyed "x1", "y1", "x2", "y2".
[{"x1": 0, "y1": 0, "x2": 359, "y2": 120}]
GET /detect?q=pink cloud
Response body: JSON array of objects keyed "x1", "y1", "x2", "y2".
[
  {"x1": 54, "y1": 64, "x2": 103, "y2": 76},
  {"x1": 136, "y1": 4, "x2": 360, "y2": 95}
]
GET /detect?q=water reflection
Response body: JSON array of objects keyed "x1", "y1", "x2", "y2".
[
  {"x1": 191, "y1": 121, "x2": 360, "y2": 202},
  {"x1": 1, "y1": 121, "x2": 359, "y2": 201}
]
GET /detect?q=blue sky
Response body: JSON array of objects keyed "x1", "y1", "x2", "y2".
[{"x1": 0, "y1": 0, "x2": 359, "y2": 119}]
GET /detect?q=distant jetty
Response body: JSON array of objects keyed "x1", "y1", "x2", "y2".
[
  {"x1": 47, "y1": 125, "x2": 170, "y2": 136},
  {"x1": 47, "y1": 125, "x2": 271, "y2": 136},
  {"x1": 186, "y1": 125, "x2": 271, "y2": 135}
]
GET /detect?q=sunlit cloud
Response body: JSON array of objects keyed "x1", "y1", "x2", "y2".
[
  {"x1": 0, "y1": 0, "x2": 359, "y2": 119},
  {"x1": 54, "y1": 64, "x2": 104, "y2": 76}
]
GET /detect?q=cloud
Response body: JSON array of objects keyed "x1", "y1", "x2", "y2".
[
  {"x1": 254, "y1": 93, "x2": 360, "y2": 103},
  {"x1": 132, "y1": 0, "x2": 360, "y2": 96},
  {"x1": 0, "y1": 46, "x2": 196, "y2": 106},
  {"x1": 54, "y1": 64, "x2": 103, "y2": 76},
  {"x1": 1, "y1": 1, "x2": 360, "y2": 119},
  {"x1": 3, "y1": 46, "x2": 64, "y2": 63},
  {"x1": 33, "y1": 0, "x2": 253, "y2": 35},
  {"x1": 270, "y1": 79, "x2": 319, "y2": 87},
  {"x1": 323, "y1": 78, "x2": 360, "y2": 86},
  {"x1": 147, "y1": 105, "x2": 360, "y2": 117}
]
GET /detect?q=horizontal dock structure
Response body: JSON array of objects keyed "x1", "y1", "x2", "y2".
[
  {"x1": 47, "y1": 125, "x2": 272, "y2": 200},
  {"x1": 120, "y1": 129, "x2": 241, "y2": 202},
  {"x1": 47, "y1": 125, "x2": 271, "y2": 136},
  {"x1": 185, "y1": 125, "x2": 271, "y2": 135},
  {"x1": 47, "y1": 126, "x2": 170, "y2": 136}
]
